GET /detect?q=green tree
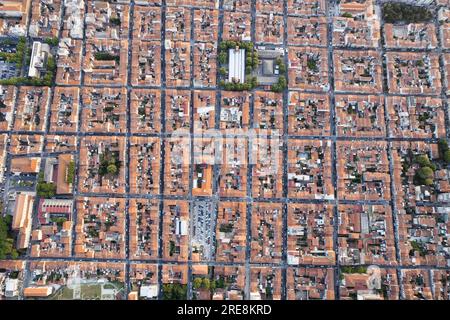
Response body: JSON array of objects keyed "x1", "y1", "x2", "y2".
[
  {"x1": 46, "y1": 56, "x2": 56, "y2": 72},
  {"x1": 0, "y1": 215, "x2": 15, "y2": 259},
  {"x1": 224, "y1": 82, "x2": 234, "y2": 91},
  {"x1": 218, "y1": 52, "x2": 228, "y2": 64},
  {"x1": 415, "y1": 154, "x2": 431, "y2": 167},
  {"x1": 271, "y1": 83, "x2": 280, "y2": 92},
  {"x1": 225, "y1": 40, "x2": 237, "y2": 49},
  {"x1": 219, "y1": 42, "x2": 228, "y2": 51},
  {"x1": 10, "y1": 249, "x2": 19, "y2": 259},
  {"x1": 37, "y1": 174, "x2": 57, "y2": 198},
  {"x1": 201, "y1": 278, "x2": 210, "y2": 289},
  {"x1": 307, "y1": 58, "x2": 317, "y2": 71},
  {"x1": 418, "y1": 167, "x2": 434, "y2": 179},
  {"x1": 438, "y1": 139, "x2": 450, "y2": 161},
  {"x1": 410, "y1": 240, "x2": 427, "y2": 257},
  {"x1": 162, "y1": 283, "x2": 187, "y2": 300},
  {"x1": 66, "y1": 161, "x2": 75, "y2": 184},
  {"x1": 444, "y1": 150, "x2": 450, "y2": 164},
  {"x1": 271, "y1": 76, "x2": 287, "y2": 92},
  {"x1": 37, "y1": 182, "x2": 56, "y2": 198},
  {"x1": 216, "y1": 277, "x2": 225, "y2": 289},
  {"x1": 110, "y1": 17, "x2": 121, "y2": 26},
  {"x1": 44, "y1": 37, "x2": 59, "y2": 47},
  {"x1": 210, "y1": 280, "x2": 216, "y2": 291},
  {"x1": 382, "y1": 3, "x2": 433, "y2": 24},
  {"x1": 278, "y1": 62, "x2": 286, "y2": 74},
  {"x1": 415, "y1": 166, "x2": 434, "y2": 186},
  {"x1": 94, "y1": 52, "x2": 119, "y2": 62},
  {"x1": 107, "y1": 163, "x2": 117, "y2": 174},
  {"x1": 193, "y1": 278, "x2": 202, "y2": 289},
  {"x1": 219, "y1": 67, "x2": 227, "y2": 76},
  {"x1": 251, "y1": 76, "x2": 258, "y2": 88},
  {"x1": 439, "y1": 139, "x2": 449, "y2": 152}
]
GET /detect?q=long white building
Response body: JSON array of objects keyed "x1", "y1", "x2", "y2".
[{"x1": 228, "y1": 48, "x2": 246, "y2": 84}]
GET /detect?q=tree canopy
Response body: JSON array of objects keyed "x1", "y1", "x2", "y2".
[
  {"x1": 382, "y1": 3, "x2": 433, "y2": 24},
  {"x1": 0, "y1": 215, "x2": 19, "y2": 259}
]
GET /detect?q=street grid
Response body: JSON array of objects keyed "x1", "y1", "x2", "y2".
[{"x1": 0, "y1": 0, "x2": 449, "y2": 300}]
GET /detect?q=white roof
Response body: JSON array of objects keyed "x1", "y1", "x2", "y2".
[
  {"x1": 228, "y1": 48, "x2": 246, "y2": 84},
  {"x1": 5, "y1": 278, "x2": 18, "y2": 293},
  {"x1": 140, "y1": 285, "x2": 158, "y2": 299},
  {"x1": 180, "y1": 220, "x2": 188, "y2": 236},
  {"x1": 28, "y1": 42, "x2": 51, "y2": 78}
]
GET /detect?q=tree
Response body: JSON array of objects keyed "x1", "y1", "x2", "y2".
[
  {"x1": 10, "y1": 249, "x2": 19, "y2": 259},
  {"x1": 201, "y1": 278, "x2": 210, "y2": 290},
  {"x1": 342, "y1": 12, "x2": 353, "y2": 18},
  {"x1": 438, "y1": 139, "x2": 450, "y2": 161},
  {"x1": 225, "y1": 40, "x2": 237, "y2": 49},
  {"x1": 382, "y1": 3, "x2": 433, "y2": 24},
  {"x1": 193, "y1": 278, "x2": 202, "y2": 289},
  {"x1": 218, "y1": 52, "x2": 228, "y2": 64},
  {"x1": 46, "y1": 56, "x2": 56, "y2": 72},
  {"x1": 410, "y1": 240, "x2": 427, "y2": 257},
  {"x1": 219, "y1": 42, "x2": 228, "y2": 51},
  {"x1": 44, "y1": 37, "x2": 59, "y2": 47},
  {"x1": 415, "y1": 154, "x2": 432, "y2": 167},
  {"x1": 210, "y1": 280, "x2": 216, "y2": 291},
  {"x1": 66, "y1": 161, "x2": 75, "y2": 184},
  {"x1": 417, "y1": 167, "x2": 434, "y2": 180},
  {"x1": 275, "y1": 57, "x2": 286, "y2": 73},
  {"x1": 37, "y1": 173, "x2": 57, "y2": 198},
  {"x1": 439, "y1": 139, "x2": 449, "y2": 152},
  {"x1": 216, "y1": 277, "x2": 225, "y2": 289},
  {"x1": 224, "y1": 82, "x2": 234, "y2": 91},
  {"x1": 0, "y1": 215, "x2": 15, "y2": 259},
  {"x1": 251, "y1": 76, "x2": 258, "y2": 88},
  {"x1": 37, "y1": 182, "x2": 56, "y2": 198},
  {"x1": 176, "y1": 284, "x2": 187, "y2": 299},
  {"x1": 219, "y1": 67, "x2": 227, "y2": 76},
  {"x1": 94, "y1": 52, "x2": 119, "y2": 62},
  {"x1": 415, "y1": 166, "x2": 434, "y2": 186},
  {"x1": 271, "y1": 76, "x2": 287, "y2": 92},
  {"x1": 252, "y1": 54, "x2": 259, "y2": 68},
  {"x1": 109, "y1": 17, "x2": 121, "y2": 26},
  {"x1": 444, "y1": 150, "x2": 450, "y2": 164},
  {"x1": 278, "y1": 62, "x2": 286, "y2": 74},
  {"x1": 52, "y1": 217, "x2": 67, "y2": 227},
  {"x1": 307, "y1": 58, "x2": 317, "y2": 71},
  {"x1": 271, "y1": 83, "x2": 280, "y2": 92},
  {"x1": 162, "y1": 283, "x2": 187, "y2": 300}
]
